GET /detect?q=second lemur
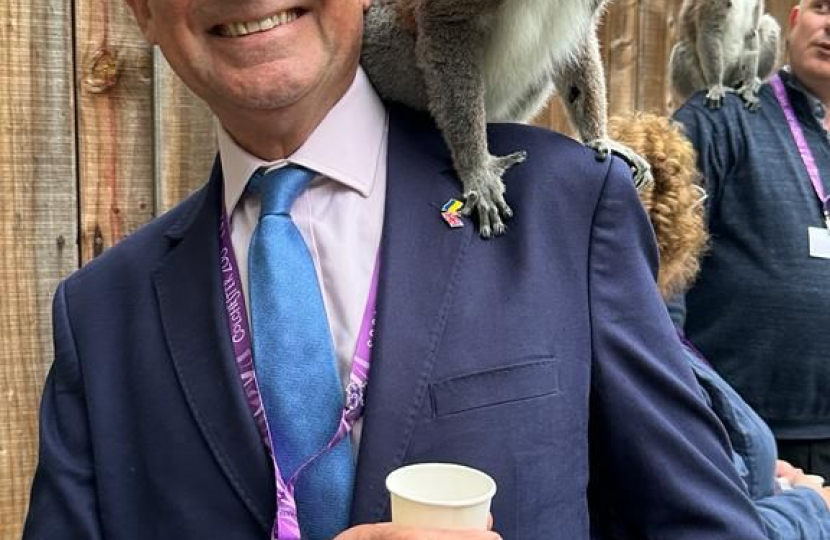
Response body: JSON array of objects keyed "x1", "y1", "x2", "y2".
[
  {"x1": 361, "y1": 0, "x2": 652, "y2": 237},
  {"x1": 669, "y1": 0, "x2": 780, "y2": 110}
]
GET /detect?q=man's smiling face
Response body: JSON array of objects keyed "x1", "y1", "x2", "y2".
[{"x1": 125, "y1": 0, "x2": 371, "y2": 132}]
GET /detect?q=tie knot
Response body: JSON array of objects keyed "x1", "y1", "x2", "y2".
[{"x1": 249, "y1": 165, "x2": 316, "y2": 216}]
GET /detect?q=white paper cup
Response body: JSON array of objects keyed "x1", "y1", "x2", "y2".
[{"x1": 385, "y1": 462, "x2": 497, "y2": 529}]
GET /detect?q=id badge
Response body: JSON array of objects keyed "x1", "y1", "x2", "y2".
[{"x1": 808, "y1": 227, "x2": 830, "y2": 259}]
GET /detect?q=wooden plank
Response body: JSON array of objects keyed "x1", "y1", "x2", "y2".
[
  {"x1": 537, "y1": 0, "x2": 644, "y2": 134},
  {"x1": 769, "y1": 0, "x2": 794, "y2": 25},
  {"x1": 601, "y1": 0, "x2": 641, "y2": 115},
  {"x1": 533, "y1": 1, "x2": 642, "y2": 136},
  {"x1": 0, "y1": 1, "x2": 77, "y2": 538},
  {"x1": 76, "y1": 0, "x2": 155, "y2": 262},
  {"x1": 638, "y1": 0, "x2": 685, "y2": 113},
  {"x1": 155, "y1": 53, "x2": 217, "y2": 213},
  {"x1": 663, "y1": 0, "x2": 689, "y2": 112},
  {"x1": 768, "y1": 0, "x2": 793, "y2": 63}
]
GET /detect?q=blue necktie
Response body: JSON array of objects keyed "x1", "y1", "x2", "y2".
[{"x1": 247, "y1": 165, "x2": 353, "y2": 540}]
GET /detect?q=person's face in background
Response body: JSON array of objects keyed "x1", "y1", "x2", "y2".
[
  {"x1": 789, "y1": 0, "x2": 830, "y2": 101},
  {"x1": 124, "y1": 0, "x2": 372, "y2": 157}
]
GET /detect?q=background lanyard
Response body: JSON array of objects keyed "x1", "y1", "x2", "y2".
[
  {"x1": 771, "y1": 74, "x2": 830, "y2": 228},
  {"x1": 219, "y1": 201, "x2": 378, "y2": 539}
]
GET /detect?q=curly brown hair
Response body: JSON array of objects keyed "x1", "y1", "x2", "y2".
[{"x1": 608, "y1": 112, "x2": 708, "y2": 299}]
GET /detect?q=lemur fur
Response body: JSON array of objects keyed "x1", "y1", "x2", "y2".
[
  {"x1": 669, "y1": 0, "x2": 780, "y2": 110},
  {"x1": 361, "y1": 0, "x2": 653, "y2": 237}
]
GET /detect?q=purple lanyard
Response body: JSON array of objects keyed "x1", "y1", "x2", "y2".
[
  {"x1": 219, "y1": 200, "x2": 378, "y2": 540},
  {"x1": 771, "y1": 74, "x2": 830, "y2": 229}
]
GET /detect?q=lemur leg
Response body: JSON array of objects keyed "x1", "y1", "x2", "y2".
[
  {"x1": 695, "y1": 1, "x2": 729, "y2": 109},
  {"x1": 413, "y1": 0, "x2": 525, "y2": 237},
  {"x1": 408, "y1": 0, "x2": 505, "y2": 21},
  {"x1": 556, "y1": 33, "x2": 653, "y2": 189},
  {"x1": 736, "y1": 0, "x2": 764, "y2": 110},
  {"x1": 361, "y1": 1, "x2": 427, "y2": 110},
  {"x1": 555, "y1": 33, "x2": 605, "y2": 144},
  {"x1": 669, "y1": 41, "x2": 707, "y2": 103},
  {"x1": 756, "y1": 14, "x2": 781, "y2": 80}
]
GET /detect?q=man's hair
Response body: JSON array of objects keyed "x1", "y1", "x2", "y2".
[{"x1": 608, "y1": 112, "x2": 709, "y2": 299}]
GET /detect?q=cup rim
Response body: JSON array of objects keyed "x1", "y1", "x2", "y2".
[{"x1": 385, "y1": 462, "x2": 497, "y2": 507}]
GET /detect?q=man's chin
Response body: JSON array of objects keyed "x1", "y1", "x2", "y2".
[{"x1": 210, "y1": 79, "x2": 311, "y2": 112}]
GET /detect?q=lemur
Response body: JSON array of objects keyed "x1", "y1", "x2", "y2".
[
  {"x1": 361, "y1": 0, "x2": 652, "y2": 237},
  {"x1": 669, "y1": 0, "x2": 780, "y2": 111}
]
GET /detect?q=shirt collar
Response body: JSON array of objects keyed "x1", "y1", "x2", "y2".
[
  {"x1": 219, "y1": 67, "x2": 387, "y2": 215},
  {"x1": 781, "y1": 66, "x2": 827, "y2": 126}
]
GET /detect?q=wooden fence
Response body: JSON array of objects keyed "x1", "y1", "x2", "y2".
[{"x1": 0, "y1": 0, "x2": 796, "y2": 536}]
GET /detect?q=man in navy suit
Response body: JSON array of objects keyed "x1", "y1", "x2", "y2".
[{"x1": 23, "y1": 0, "x2": 770, "y2": 539}]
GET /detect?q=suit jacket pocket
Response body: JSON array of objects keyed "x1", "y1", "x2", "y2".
[{"x1": 429, "y1": 358, "x2": 561, "y2": 417}]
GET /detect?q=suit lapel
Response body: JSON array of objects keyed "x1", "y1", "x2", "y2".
[
  {"x1": 153, "y1": 161, "x2": 274, "y2": 533},
  {"x1": 151, "y1": 106, "x2": 473, "y2": 529},
  {"x1": 351, "y1": 105, "x2": 474, "y2": 524}
]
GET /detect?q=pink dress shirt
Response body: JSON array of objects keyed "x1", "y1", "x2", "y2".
[{"x1": 219, "y1": 68, "x2": 388, "y2": 447}]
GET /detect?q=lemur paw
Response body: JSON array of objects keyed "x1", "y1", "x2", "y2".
[
  {"x1": 705, "y1": 84, "x2": 732, "y2": 110},
  {"x1": 459, "y1": 151, "x2": 527, "y2": 238},
  {"x1": 587, "y1": 138, "x2": 654, "y2": 191},
  {"x1": 736, "y1": 78, "x2": 763, "y2": 111},
  {"x1": 589, "y1": 139, "x2": 612, "y2": 161}
]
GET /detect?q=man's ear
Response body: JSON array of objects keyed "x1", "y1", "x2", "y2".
[
  {"x1": 123, "y1": 0, "x2": 157, "y2": 43},
  {"x1": 788, "y1": 4, "x2": 801, "y2": 34}
]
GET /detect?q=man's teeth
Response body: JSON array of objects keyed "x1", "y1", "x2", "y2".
[{"x1": 218, "y1": 10, "x2": 299, "y2": 37}]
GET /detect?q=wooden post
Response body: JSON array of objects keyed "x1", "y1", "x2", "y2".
[
  {"x1": 603, "y1": 0, "x2": 641, "y2": 115},
  {"x1": 154, "y1": 52, "x2": 217, "y2": 213},
  {"x1": 638, "y1": 0, "x2": 686, "y2": 113},
  {"x1": 75, "y1": 0, "x2": 154, "y2": 263},
  {"x1": 0, "y1": 1, "x2": 77, "y2": 538}
]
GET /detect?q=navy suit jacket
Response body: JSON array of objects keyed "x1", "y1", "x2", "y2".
[{"x1": 24, "y1": 105, "x2": 768, "y2": 540}]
